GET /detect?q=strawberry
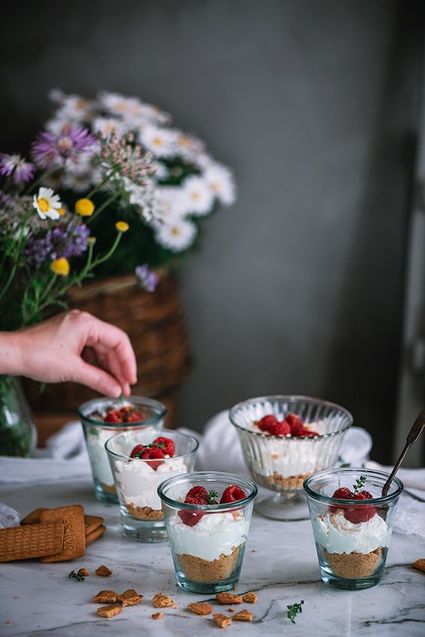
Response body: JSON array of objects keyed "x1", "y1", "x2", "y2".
[
  {"x1": 104, "y1": 410, "x2": 121, "y2": 423},
  {"x1": 285, "y1": 413, "x2": 304, "y2": 436},
  {"x1": 178, "y1": 509, "x2": 204, "y2": 526},
  {"x1": 185, "y1": 486, "x2": 209, "y2": 501},
  {"x1": 130, "y1": 444, "x2": 146, "y2": 458},
  {"x1": 257, "y1": 415, "x2": 279, "y2": 432},
  {"x1": 140, "y1": 446, "x2": 165, "y2": 470},
  {"x1": 332, "y1": 487, "x2": 353, "y2": 499},
  {"x1": 220, "y1": 485, "x2": 247, "y2": 504},
  {"x1": 299, "y1": 427, "x2": 319, "y2": 437},
  {"x1": 269, "y1": 421, "x2": 291, "y2": 436},
  {"x1": 153, "y1": 436, "x2": 175, "y2": 457}
]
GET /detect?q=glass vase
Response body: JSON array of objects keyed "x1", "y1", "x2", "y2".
[{"x1": 0, "y1": 375, "x2": 37, "y2": 457}]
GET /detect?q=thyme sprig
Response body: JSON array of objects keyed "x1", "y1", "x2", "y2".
[
  {"x1": 68, "y1": 569, "x2": 86, "y2": 582},
  {"x1": 287, "y1": 600, "x2": 304, "y2": 624},
  {"x1": 353, "y1": 475, "x2": 367, "y2": 495}
]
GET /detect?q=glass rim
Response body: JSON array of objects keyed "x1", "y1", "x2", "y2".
[
  {"x1": 229, "y1": 394, "x2": 353, "y2": 440},
  {"x1": 105, "y1": 429, "x2": 199, "y2": 462},
  {"x1": 157, "y1": 470, "x2": 258, "y2": 511},
  {"x1": 78, "y1": 395, "x2": 167, "y2": 428},
  {"x1": 303, "y1": 467, "x2": 404, "y2": 505}
]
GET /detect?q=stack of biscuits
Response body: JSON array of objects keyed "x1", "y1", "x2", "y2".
[{"x1": 0, "y1": 504, "x2": 105, "y2": 563}]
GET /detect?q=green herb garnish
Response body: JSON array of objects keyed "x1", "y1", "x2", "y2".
[
  {"x1": 68, "y1": 570, "x2": 86, "y2": 582},
  {"x1": 353, "y1": 475, "x2": 367, "y2": 495},
  {"x1": 207, "y1": 490, "x2": 219, "y2": 504},
  {"x1": 287, "y1": 600, "x2": 304, "y2": 624}
]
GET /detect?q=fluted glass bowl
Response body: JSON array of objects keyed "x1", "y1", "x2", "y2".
[{"x1": 229, "y1": 395, "x2": 353, "y2": 521}]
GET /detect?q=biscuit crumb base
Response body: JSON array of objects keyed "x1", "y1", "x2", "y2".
[
  {"x1": 100, "y1": 482, "x2": 116, "y2": 495},
  {"x1": 324, "y1": 548, "x2": 383, "y2": 579},
  {"x1": 252, "y1": 470, "x2": 312, "y2": 491},
  {"x1": 127, "y1": 504, "x2": 164, "y2": 520},
  {"x1": 176, "y1": 546, "x2": 240, "y2": 583}
]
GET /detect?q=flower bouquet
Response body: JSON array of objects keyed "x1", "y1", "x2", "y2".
[
  {"x1": 0, "y1": 125, "x2": 154, "y2": 455},
  {"x1": 44, "y1": 89, "x2": 236, "y2": 277}
]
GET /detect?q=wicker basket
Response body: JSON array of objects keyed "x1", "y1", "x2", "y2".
[{"x1": 24, "y1": 273, "x2": 191, "y2": 428}]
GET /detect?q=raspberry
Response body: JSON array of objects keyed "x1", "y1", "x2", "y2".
[
  {"x1": 357, "y1": 490, "x2": 373, "y2": 499},
  {"x1": 220, "y1": 485, "x2": 247, "y2": 504},
  {"x1": 185, "y1": 495, "x2": 206, "y2": 505},
  {"x1": 140, "y1": 446, "x2": 165, "y2": 470},
  {"x1": 185, "y1": 486, "x2": 209, "y2": 502},
  {"x1": 285, "y1": 413, "x2": 304, "y2": 436},
  {"x1": 257, "y1": 415, "x2": 278, "y2": 432},
  {"x1": 344, "y1": 504, "x2": 376, "y2": 524},
  {"x1": 332, "y1": 487, "x2": 353, "y2": 499},
  {"x1": 130, "y1": 444, "x2": 146, "y2": 458},
  {"x1": 269, "y1": 421, "x2": 291, "y2": 436},
  {"x1": 153, "y1": 436, "x2": 175, "y2": 457},
  {"x1": 104, "y1": 410, "x2": 121, "y2": 423}
]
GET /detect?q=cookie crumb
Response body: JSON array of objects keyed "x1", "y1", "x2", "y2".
[
  {"x1": 242, "y1": 591, "x2": 257, "y2": 603},
  {"x1": 187, "y1": 602, "x2": 213, "y2": 615},
  {"x1": 78, "y1": 568, "x2": 90, "y2": 577},
  {"x1": 216, "y1": 592, "x2": 243, "y2": 605},
  {"x1": 119, "y1": 589, "x2": 143, "y2": 606},
  {"x1": 95, "y1": 565, "x2": 112, "y2": 577},
  {"x1": 152, "y1": 612, "x2": 164, "y2": 620},
  {"x1": 213, "y1": 613, "x2": 232, "y2": 628},
  {"x1": 92, "y1": 590, "x2": 119, "y2": 604},
  {"x1": 412, "y1": 558, "x2": 425, "y2": 573},
  {"x1": 152, "y1": 593, "x2": 175, "y2": 608},
  {"x1": 96, "y1": 604, "x2": 122, "y2": 618},
  {"x1": 233, "y1": 608, "x2": 254, "y2": 622}
]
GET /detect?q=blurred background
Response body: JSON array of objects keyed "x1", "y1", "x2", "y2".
[{"x1": 1, "y1": 0, "x2": 425, "y2": 464}]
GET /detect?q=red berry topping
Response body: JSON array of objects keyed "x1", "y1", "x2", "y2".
[
  {"x1": 332, "y1": 487, "x2": 354, "y2": 499},
  {"x1": 344, "y1": 504, "x2": 377, "y2": 524},
  {"x1": 153, "y1": 436, "x2": 175, "y2": 457},
  {"x1": 178, "y1": 509, "x2": 204, "y2": 526},
  {"x1": 220, "y1": 485, "x2": 247, "y2": 504},
  {"x1": 125, "y1": 410, "x2": 143, "y2": 422},
  {"x1": 285, "y1": 413, "x2": 304, "y2": 436},
  {"x1": 140, "y1": 446, "x2": 165, "y2": 470},
  {"x1": 130, "y1": 444, "x2": 146, "y2": 458},
  {"x1": 299, "y1": 427, "x2": 319, "y2": 437},
  {"x1": 257, "y1": 414, "x2": 279, "y2": 432},
  {"x1": 185, "y1": 486, "x2": 209, "y2": 502},
  {"x1": 357, "y1": 490, "x2": 373, "y2": 499},
  {"x1": 269, "y1": 421, "x2": 291, "y2": 436},
  {"x1": 104, "y1": 410, "x2": 121, "y2": 423}
]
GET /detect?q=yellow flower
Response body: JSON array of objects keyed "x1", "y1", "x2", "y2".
[
  {"x1": 87, "y1": 236, "x2": 96, "y2": 245},
  {"x1": 115, "y1": 221, "x2": 129, "y2": 233},
  {"x1": 50, "y1": 257, "x2": 70, "y2": 277},
  {"x1": 75, "y1": 198, "x2": 95, "y2": 216},
  {"x1": 57, "y1": 207, "x2": 65, "y2": 217}
]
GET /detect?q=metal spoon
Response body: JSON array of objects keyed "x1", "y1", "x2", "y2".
[{"x1": 382, "y1": 408, "x2": 425, "y2": 497}]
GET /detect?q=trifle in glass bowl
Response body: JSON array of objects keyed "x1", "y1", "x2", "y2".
[
  {"x1": 229, "y1": 395, "x2": 352, "y2": 520},
  {"x1": 79, "y1": 396, "x2": 166, "y2": 503}
]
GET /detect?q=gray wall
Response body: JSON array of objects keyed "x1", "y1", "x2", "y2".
[{"x1": 1, "y1": 0, "x2": 423, "y2": 462}]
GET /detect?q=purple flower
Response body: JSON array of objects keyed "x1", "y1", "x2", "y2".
[
  {"x1": 31, "y1": 125, "x2": 97, "y2": 169},
  {"x1": 135, "y1": 264, "x2": 158, "y2": 292},
  {"x1": 25, "y1": 222, "x2": 90, "y2": 267},
  {"x1": 0, "y1": 154, "x2": 35, "y2": 183}
]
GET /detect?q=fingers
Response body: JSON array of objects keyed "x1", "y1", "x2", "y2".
[{"x1": 70, "y1": 358, "x2": 123, "y2": 398}]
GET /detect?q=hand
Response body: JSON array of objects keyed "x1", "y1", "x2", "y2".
[{"x1": 5, "y1": 310, "x2": 137, "y2": 397}]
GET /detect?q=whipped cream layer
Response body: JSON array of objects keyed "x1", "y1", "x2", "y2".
[
  {"x1": 116, "y1": 457, "x2": 187, "y2": 511},
  {"x1": 313, "y1": 511, "x2": 391, "y2": 554},
  {"x1": 247, "y1": 435, "x2": 322, "y2": 478},
  {"x1": 168, "y1": 511, "x2": 248, "y2": 561},
  {"x1": 86, "y1": 425, "x2": 158, "y2": 486}
]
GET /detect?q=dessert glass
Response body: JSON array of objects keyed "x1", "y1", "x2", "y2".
[
  {"x1": 79, "y1": 396, "x2": 166, "y2": 503},
  {"x1": 158, "y1": 471, "x2": 257, "y2": 594},
  {"x1": 106, "y1": 429, "x2": 198, "y2": 542},
  {"x1": 229, "y1": 395, "x2": 352, "y2": 521},
  {"x1": 304, "y1": 468, "x2": 403, "y2": 589}
]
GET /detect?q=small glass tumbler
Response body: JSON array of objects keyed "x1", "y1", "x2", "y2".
[
  {"x1": 79, "y1": 396, "x2": 166, "y2": 503},
  {"x1": 106, "y1": 429, "x2": 198, "y2": 542},
  {"x1": 304, "y1": 468, "x2": 403, "y2": 590},
  {"x1": 158, "y1": 471, "x2": 258, "y2": 594}
]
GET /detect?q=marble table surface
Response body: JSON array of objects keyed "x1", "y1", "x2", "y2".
[{"x1": 0, "y1": 478, "x2": 424, "y2": 637}]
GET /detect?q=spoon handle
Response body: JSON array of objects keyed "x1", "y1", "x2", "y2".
[{"x1": 382, "y1": 408, "x2": 425, "y2": 497}]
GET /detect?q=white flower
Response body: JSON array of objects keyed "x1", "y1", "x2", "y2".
[
  {"x1": 32, "y1": 187, "x2": 62, "y2": 220},
  {"x1": 139, "y1": 125, "x2": 178, "y2": 157},
  {"x1": 98, "y1": 92, "x2": 169, "y2": 125},
  {"x1": 203, "y1": 163, "x2": 236, "y2": 205},
  {"x1": 48, "y1": 90, "x2": 93, "y2": 123},
  {"x1": 155, "y1": 187, "x2": 187, "y2": 222},
  {"x1": 92, "y1": 117, "x2": 127, "y2": 139},
  {"x1": 175, "y1": 131, "x2": 205, "y2": 159},
  {"x1": 181, "y1": 175, "x2": 214, "y2": 216},
  {"x1": 155, "y1": 218, "x2": 197, "y2": 252}
]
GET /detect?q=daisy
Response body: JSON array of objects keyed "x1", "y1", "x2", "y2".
[
  {"x1": 49, "y1": 89, "x2": 93, "y2": 122},
  {"x1": 92, "y1": 117, "x2": 127, "y2": 139},
  {"x1": 203, "y1": 163, "x2": 236, "y2": 205},
  {"x1": 139, "y1": 125, "x2": 178, "y2": 157},
  {"x1": 99, "y1": 92, "x2": 169, "y2": 125},
  {"x1": 0, "y1": 154, "x2": 35, "y2": 183},
  {"x1": 181, "y1": 175, "x2": 214, "y2": 216},
  {"x1": 155, "y1": 218, "x2": 197, "y2": 252},
  {"x1": 155, "y1": 186, "x2": 187, "y2": 222},
  {"x1": 32, "y1": 125, "x2": 97, "y2": 169},
  {"x1": 32, "y1": 187, "x2": 62, "y2": 220},
  {"x1": 175, "y1": 131, "x2": 205, "y2": 159}
]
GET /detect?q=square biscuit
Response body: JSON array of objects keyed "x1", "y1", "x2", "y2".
[{"x1": 40, "y1": 505, "x2": 85, "y2": 563}]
